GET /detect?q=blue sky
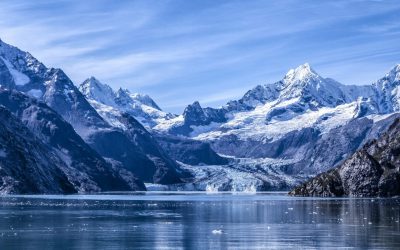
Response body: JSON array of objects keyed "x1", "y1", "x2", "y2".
[{"x1": 1, "y1": 0, "x2": 400, "y2": 113}]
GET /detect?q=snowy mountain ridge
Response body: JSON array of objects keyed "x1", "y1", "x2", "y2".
[
  {"x1": 147, "y1": 63, "x2": 394, "y2": 141},
  {"x1": 79, "y1": 77, "x2": 174, "y2": 129}
]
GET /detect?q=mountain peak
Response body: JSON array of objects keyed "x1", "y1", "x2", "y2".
[
  {"x1": 183, "y1": 101, "x2": 202, "y2": 115},
  {"x1": 79, "y1": 77, "x2": 116, "y2": 106},
  {"x1": 284, "y1": 63, "x2": 319, "y2": 82}
]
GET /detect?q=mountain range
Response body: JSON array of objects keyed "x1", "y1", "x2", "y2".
[{"x1": 0, "y1": 38, "x2": 399, "y2": 194}]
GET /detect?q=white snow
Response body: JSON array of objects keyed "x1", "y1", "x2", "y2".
[
  {"x1": 0, "y1": 56, "x2": 30, "y2": 85},
  {"x1": 86, "y1": 99, "x2": 127, "y2": 129},
  {"x1": 190, "y1": 100, "x2": 360, "y2": 142},
  {"x1": 154, "y1": 115, "x2": 184, "y2": 131}
]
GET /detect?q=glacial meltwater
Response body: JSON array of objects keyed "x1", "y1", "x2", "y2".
[{"x1": 0, "y1": 192, "x2": 399, "y2": 249}]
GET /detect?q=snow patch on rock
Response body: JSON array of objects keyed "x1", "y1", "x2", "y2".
[{"x1": 0, "y1": 56, "x2": 30, "y2": 85}]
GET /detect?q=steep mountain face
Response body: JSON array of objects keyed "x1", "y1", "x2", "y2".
[
  {"x1": 289, "y1": 118, "x2": 400, "y2": 197},
  {"x1": 0, "y1": 89, "x2": 145, "y2": 192},
  {"x1": 0, "y1": 106, "x2": 76, "y2": 194},
  {"x1": 88, "y1": 112, "x2": 187, "y2": 184},
  {"x1": 0, "y1": 40, "x2": 184, "y2": 185}
]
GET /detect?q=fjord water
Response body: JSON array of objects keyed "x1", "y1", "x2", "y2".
[{"x1": 0, "y1": 193, "x2": 399, "y2": 249}]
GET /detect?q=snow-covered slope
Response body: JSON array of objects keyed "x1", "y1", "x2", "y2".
[
  {"x1": 79, "y1": 77, "x2": 174, "y2": 129},
  {"x1": 154, "y1": 64, "x2": 378, "y2": 139}
]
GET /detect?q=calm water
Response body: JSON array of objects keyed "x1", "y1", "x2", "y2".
[{"x1": 0, "y1": 192, "x2": 399, "y2": 249}]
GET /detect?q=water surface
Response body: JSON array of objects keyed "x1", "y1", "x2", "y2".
[{"x1": 0, "y1": 192, "x2": 399, "y2": 249}]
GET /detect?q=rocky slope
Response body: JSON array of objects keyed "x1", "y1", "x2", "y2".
[
  {"x1": 0, "y1": 89, "x2": 146, "y2": 192},
  {"x1": 289, "y1": 118, "x2": 400, "y2": 197},
  {"x1": 0, "y1": 106, "x2": 76, "y2": 194}
]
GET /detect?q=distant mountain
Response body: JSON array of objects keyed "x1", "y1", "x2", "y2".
[
  {"x1": 290, "y1": 117, "x2": 400, "y2": 197},
  {"x1": 154, "y1": 63, "x2": 380, "y2": 136},
  {"x1": 0, "y1": 39, "x2": 185, "y2": 185},
  {"x1": 151, "y1": 64, "x2": 398, "y2": 175}
]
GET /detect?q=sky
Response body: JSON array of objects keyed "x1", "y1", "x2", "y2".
[{"x1": 0, "y1": 0, "x2": 400, "y2": 113}]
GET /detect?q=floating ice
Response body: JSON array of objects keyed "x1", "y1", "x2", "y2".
[{"x1": 212, "y1": 229, "x2": 223, "y2": 234}]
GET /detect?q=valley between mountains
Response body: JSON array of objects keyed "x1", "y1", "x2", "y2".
[{"x1": 0, "y1": 38, "x2": 399, "y2": 196}]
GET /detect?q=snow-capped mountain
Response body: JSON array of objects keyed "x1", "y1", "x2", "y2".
[
  {"x1": 151, "y1": 63, "x2": 400, "y2": 178},
  {"x1": 0, "y1": 39, "x2": 186, "y2": 185},
  {"x1": 79, "y1": 76, "x2": 174, "y2": 129},
  {"x1": 154, "y1": 63, "x2": 378, "y2": 137}
]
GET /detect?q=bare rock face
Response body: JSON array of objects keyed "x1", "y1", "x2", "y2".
[
  {"x1": 288, "y1": 169, "x2": 343, "y2": 197},
  {"x1": 290, "y1": 119, "x2": 400, "y2": 197},
  {"x1": 0, "y1": 106, "x2": 75, "y2": 194},
  {"x1": 339, "y1": 151, "x2": 383, "y2": 196}
]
